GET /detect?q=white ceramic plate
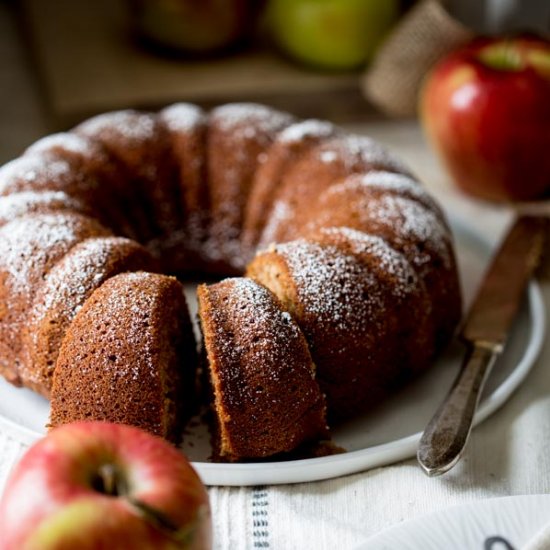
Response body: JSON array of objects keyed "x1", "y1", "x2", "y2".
[
  {"x1": 356, "y1": 494, "x2": 550, "y2": 550},
  {"x1": 0, "y1": 218, "x2": 545, "y2": 486}
]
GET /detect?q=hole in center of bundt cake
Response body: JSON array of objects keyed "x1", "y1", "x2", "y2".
[{"x1": 89, "y1": 463, "x2": 128, "y2": 497}]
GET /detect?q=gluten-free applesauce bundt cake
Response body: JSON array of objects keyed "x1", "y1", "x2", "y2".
[{"x1": 0, "y1": 103, "x2": 461, "y2": 460}]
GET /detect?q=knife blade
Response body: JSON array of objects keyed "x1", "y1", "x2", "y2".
[{"x1": 417, "y1": 215, "x2": 548, "y2": 477}]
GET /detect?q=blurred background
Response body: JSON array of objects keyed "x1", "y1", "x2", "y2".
[{"x1": 1, "y1": 0, "x2": 549, "y2": 179}]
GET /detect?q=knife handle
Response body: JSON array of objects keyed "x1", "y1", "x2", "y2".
[{"x1": 417, "y1": 343, "x2": 499, "y2": 476}]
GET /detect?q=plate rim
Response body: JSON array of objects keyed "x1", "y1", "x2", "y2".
[
  {"x1": 0, "y1": 217, "x2": 545, "y2": 486},
  {"x1": 354, "y1": 493, "x2": 550, "y2": 549}
]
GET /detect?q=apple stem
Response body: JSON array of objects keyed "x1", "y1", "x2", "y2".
[
  {"x1": 91, "y1": 463, "x2": 128, "y2": 497},
  {"x1": 129, "y1": 497, "x2": 203, "y2": 545}
]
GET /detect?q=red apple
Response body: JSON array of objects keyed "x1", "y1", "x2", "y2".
[
  {"x1": 420, "y1": 35, "x2": 550, "y2": 202},
  {"x1": 0, "y1": 422, "x2": 211, "y2": 550}
]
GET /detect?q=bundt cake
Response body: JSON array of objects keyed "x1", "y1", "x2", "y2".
[
  {"x1": 197, "y1": 278, "x2": 327, "y2": 461},
  {"x1": 0, "y1": 102, "x2": 462, "y2": 460},
  {"x1": 49, "y1": 272, "x2": 196, "y2": 443}
]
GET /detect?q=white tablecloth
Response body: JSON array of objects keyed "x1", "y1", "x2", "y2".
[{"x1": 1, "y1": 5, "x2": 549, "y2": 548}]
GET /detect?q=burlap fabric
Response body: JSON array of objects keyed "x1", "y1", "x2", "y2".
[{"x1": 363, "y1": 0, "x2": 475, "y2": 117}]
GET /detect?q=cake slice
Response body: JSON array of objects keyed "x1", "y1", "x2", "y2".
[
  {"x1": 197, "y1": 277, "x2": 327, "y2": 461},
  {"x1": 50, "y1": 272, "x2": 197, "y2": 444}
]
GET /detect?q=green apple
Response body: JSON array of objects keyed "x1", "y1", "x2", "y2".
[{"x1": 267, "y1": 0, "x2": 399, "y2": 70}]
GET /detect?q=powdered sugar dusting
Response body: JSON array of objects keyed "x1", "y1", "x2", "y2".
[
  {"x1": 35, "y1": 237, "x2": 136, "y2": 316},
  {"x1": 274, "y1": 240, "x2": 384, "y2": 332},
  {"x1": 316, "y1": 135, "x2": 412, "y2": 176},
  {"x1": 24, "y1": 237, "x2": 150, "y2": 389},
  {"x1": 314, "y1": 227, "x2": 420, "y2": 299},
  {"x1": 0, "y1": 191, "x2": 85, "y2": 226},
  {"x1": 202, "y1": 277, "x2": 321, "y2": 415},
  {"x1": 67, "y1": 272, "x2": 176, "y2": 384},
  {"x1": 50, "y1": 272, "x2": 189, "y2": 438},
  {"x1": 213, "y1": 278, "x2": 303, "y2": 353},
  {"x1": 77, "y1": 110, "x2": 157, "y2": 147},
  {"x1": 211, "y1": 103, "x2": 294, "y2": 143},
  {"x1": 278, "y1": 119, "x2": 335, "y2": 144},
  {"x1": 258, "y1": 199, "x2": 292, "y2": 247},
  {"x1": 342, "y1": 171, "x2": 440, "y2": 212},
  {"x1": 25, "y1": 133, "x2": 99, "y2": 159},
  {"x1": 160, "y1": 103, "x2": 206, "y2": 132},
  {"x1": 319, "y1": 151, "x2": 337, "y2": 163},
  {"x1": 0, "y1": 156, "x2": 75, "y2": 196},
  {"x1": 0, "y1": 213, "x2": 107, "y2": 292},
  {"x1": 364, "y1": 195, "x2": 451, "y2": 267}
]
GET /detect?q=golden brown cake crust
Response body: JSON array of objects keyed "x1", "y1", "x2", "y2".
[
  {"x1": 0, "y1": 191, "x2": 91, "y2": 228},
  {"x1": 247, "y1": 234, "x2": 435, "y2": 420},
  {"x1": 205, "y1": 103, "x2": 294, "y2": 272},
  {"x1": 242, "y1": 119, "x2": 338, "y2": 258},
  {"x1": 160, "y1": 103, "x2": 210, "y2": 270},
  {"x1": 0, "y1": 212, "x2": 110, "y2": 387},
  {"x1": 23, "y1": 237, "x2": 155, "y2": 396},
  {"x1": 257, "y1": 135, "x2": 412, "y2": 249},
  {"x1": 24, "y1": 132, "x2": 137, "y2": 238},
  {"x1": 0, "y1": 155, "x2": 112, "y2": 230},
  {"x1": 197, "y1": 278, "x2": 327, "y2": 461},
  {"x1": 76, "y1": 110, "x2": 182, "y2": 248},
  {"x1": 50, "y1": 272, "x2": 197, "y2": 443},
  {"x1": 298, "y1": 171, "x2": 462, "y2": 347}
]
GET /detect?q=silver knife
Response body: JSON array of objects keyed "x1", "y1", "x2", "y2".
[{"x1": 417, "y1": 215, "x2": 548, "y2": 477}]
